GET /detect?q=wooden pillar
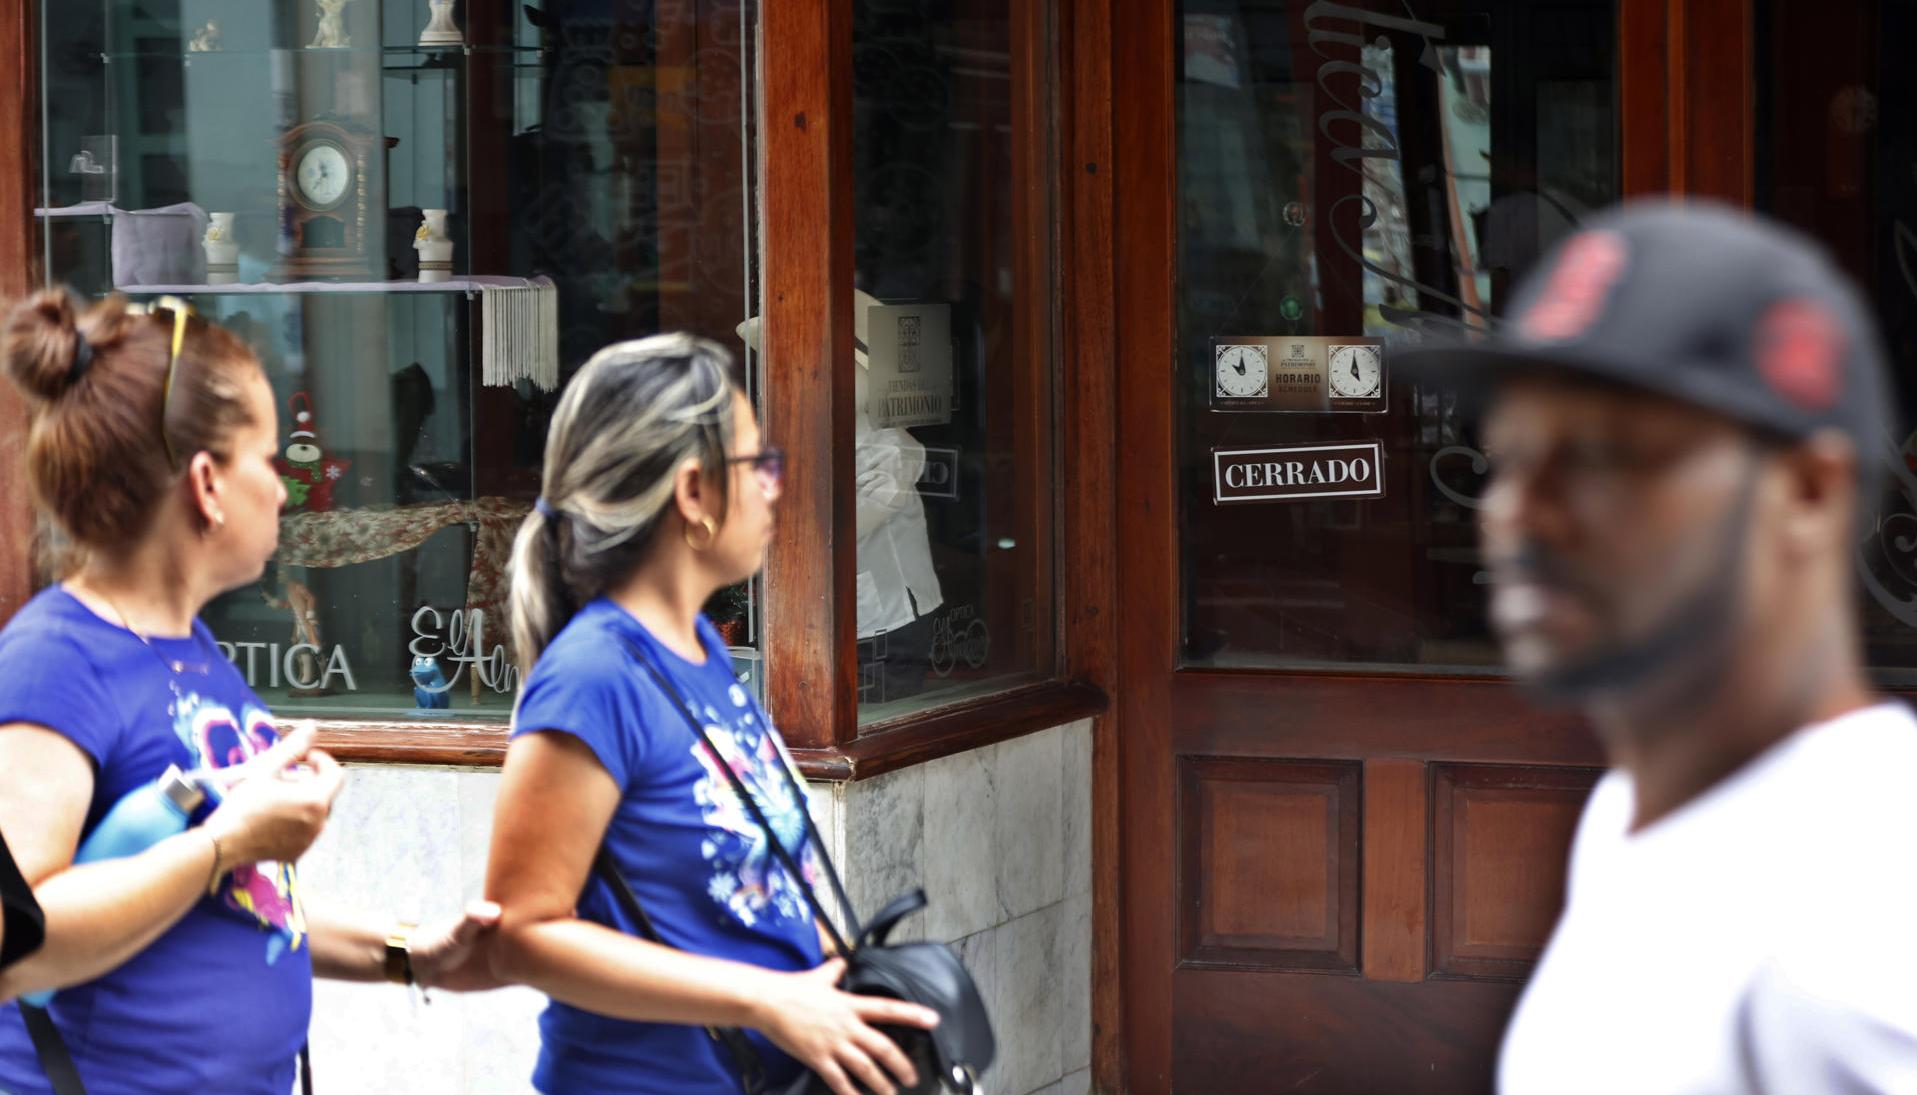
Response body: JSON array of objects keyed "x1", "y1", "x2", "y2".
[
  {"x1": 762, "y1": 0, "x2": 857, "y2": 749},
  {"x1": 0, "y1": 0, "x2": 40, "y2": 622},
  {"x1": 1620, "y1": 0, "x2": 1754, "y2": 204}
]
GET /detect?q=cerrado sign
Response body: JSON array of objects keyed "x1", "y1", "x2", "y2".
[{"x1": 1213, "y1": 441, "x2": 1384, "y2": 504}]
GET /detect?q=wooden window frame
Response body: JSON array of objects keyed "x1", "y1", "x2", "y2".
[
  {"x1": 0, "y1": 0, "x2": 35, "y2": 624},
  {"x1": 0, "y1": 0, "x2": 1121, "y2": 1085},
  {"x1": 753, "y1": 0, "x2": 1107, "y2": 777},
  {"x1": 756, "y1": 0, "x2": 1096, "y2": 767},
  {"x1": 0, "y1": 1, "x2": 1108, "y2": 781}
]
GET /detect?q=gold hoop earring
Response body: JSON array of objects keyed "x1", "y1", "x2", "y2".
[{"x1": 684, "y1": 515, "x2": 717, "y2": 551}]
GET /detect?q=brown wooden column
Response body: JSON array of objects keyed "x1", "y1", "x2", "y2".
[
  {"x1": 1111, "y1": 0, "x2": 1177, "y2": 1085},
  {"x1": 0, "y1": 0, "x2": 40, "y2": 623},
  {"x1": 1009, "y1": 0, "x2": 1058, "y2": 682},
  {"x1": 762, "y1": 0, "x2": 857, "y2": 750},
  {"x1": 1059, "y1": 0, "x2": 1122, "y2": 1086},
  {"x1": 1620, "y1": 0, "x2": 1755, "y2": 204}
]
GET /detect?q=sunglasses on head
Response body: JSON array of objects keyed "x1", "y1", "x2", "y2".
[{"x1": 125, "y1": 295, "x2": 193, "y2": 469}]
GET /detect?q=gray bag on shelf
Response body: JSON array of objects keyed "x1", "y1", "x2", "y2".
[{"x1": 111, "y1": 202, "x2": 209, "y2": 288}]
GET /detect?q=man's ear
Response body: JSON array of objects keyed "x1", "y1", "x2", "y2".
[{"x1": 1774, "y1": 431, "x2": 1859, "y2": 562}]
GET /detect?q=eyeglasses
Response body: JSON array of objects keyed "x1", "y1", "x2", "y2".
[
  {"x1": 728, "y1": 447, "x2": 786, "y2": 491},
  {"x1": 126, "y1": 295, "x2": 193, "y2": 469}
]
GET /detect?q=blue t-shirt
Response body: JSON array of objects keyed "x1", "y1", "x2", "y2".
[
  {"x1": 0, "y1": 587, "x2": 311, "y2": 1095},
  {"x1": 512, "y1": 598, "x2": 825, "y2": 1094}
]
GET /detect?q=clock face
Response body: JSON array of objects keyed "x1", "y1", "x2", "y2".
[
  {"x1": 294, "y1": 143, "x2": 352, "y2": 210},
  {"x1": 1327, "y1": 344, "x2": 1382, "y2": 399},
  {"x1": 1215, "y1": 344, "x2": 1270, "y2": 399}
]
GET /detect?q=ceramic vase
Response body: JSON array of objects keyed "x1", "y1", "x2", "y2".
[
  {"x1": 203, "y1": 212, "x2": 239, "y2": 284},
  {"x1": 414, "y1": 208, "x2": 453, "y2": 282}
]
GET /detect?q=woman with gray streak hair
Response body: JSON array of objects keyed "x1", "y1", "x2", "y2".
[{"x1": 485, "y1": 333, "x2": 938, "y2": 1095}]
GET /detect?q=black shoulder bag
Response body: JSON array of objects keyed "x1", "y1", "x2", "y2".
[{"x1": 599, "y1": 636, "x2": 995, "y2": 1095}]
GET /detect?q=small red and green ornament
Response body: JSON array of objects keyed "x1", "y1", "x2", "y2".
[{"x1": 275, "y1": 391, "x2": 351, "y2": 512}]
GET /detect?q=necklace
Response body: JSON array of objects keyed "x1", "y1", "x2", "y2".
[{"x1": 91, "y1": 585, "x2": 214, "y2": 679}]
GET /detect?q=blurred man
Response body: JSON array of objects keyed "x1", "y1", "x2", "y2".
[{"x1": 1404, "y1": 201, "x2": 1917, "y2": 1093}]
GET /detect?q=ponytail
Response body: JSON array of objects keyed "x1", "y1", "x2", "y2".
[{"x1": 507, "y1": 333, "x2": 738, "y2": 673}]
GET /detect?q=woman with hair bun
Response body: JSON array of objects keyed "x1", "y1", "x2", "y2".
[{"x1": 0, "y1": 288, "x2": 500, "y2": 1094}]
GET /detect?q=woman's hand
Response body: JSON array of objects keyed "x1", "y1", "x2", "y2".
[
  {"x1": 199, "y1": 723, "x2": 345, "y2": 867},
  {"x1": 753, "y1": 958, "x2": 941, "y2": 1095},
  {"x1": 409, "y1": 900, "x2": 504, "y2": 991}
]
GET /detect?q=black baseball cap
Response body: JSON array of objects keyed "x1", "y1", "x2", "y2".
[{"x1": 1397, "y1": 199, "x2": 1897, "y2": 466}]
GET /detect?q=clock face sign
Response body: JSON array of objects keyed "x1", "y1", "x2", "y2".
[
  {"x1": 1208, "y1": 336, "x2": 1386, "y2": 412},
  {"x1": 1327, "y1": 344, "x2": 1382, "y2": 399},
  {"x1": 1214, "y1": 344, "x2": 1270, "y2": 399},
  {"x1": 295, "y1": 143, "x2": 352, "y2": 211}
]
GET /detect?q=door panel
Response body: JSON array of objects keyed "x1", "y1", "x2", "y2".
[
  {"x1": 1178, "y1": 757, "x2": 1361, "y2": 971},
  {"x1": 1112, "y1": 0, "x2": 1671, "y2": 1090},
  {"x1": 1431, "y1": 765, "x2": 1599, "y2": 979},
  {"x1": 1172, "y1": 975, "x2": 1534, "y2": 1092}
]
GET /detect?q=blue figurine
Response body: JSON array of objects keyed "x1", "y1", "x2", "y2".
[{"x1": 411, "y1": 654, "x2": 451, "y2": 709}]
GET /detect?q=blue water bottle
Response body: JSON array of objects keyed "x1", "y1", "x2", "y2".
[{"x1": 21, "y1": 765, "x2": 213, "y2": 1007}]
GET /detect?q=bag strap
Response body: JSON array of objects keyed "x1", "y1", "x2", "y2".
[
  {"x1": 591, "y1": 846, "x2": 768, "y2": 1095},
  {"x1": 21, "y1": 1004, "x2": 86, "y2": 1095},
  {"x1": 618, "y1": 635, "x2": 860, "y2": 954},
  {"x1": 24, "y1": 1003, "x2": 314, "y2": 1095}
]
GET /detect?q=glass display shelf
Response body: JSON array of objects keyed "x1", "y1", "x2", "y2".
[
  {"x1": 115, "y1": 276, "x2": 548, "y2": 296},
  {"x1": 99, "y1": 45, "x2": 547, "y2": 59}
]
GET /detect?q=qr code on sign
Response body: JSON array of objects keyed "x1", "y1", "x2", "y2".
[{"x1": 898, "y1": 315, "x2": 922, "y2": 346}]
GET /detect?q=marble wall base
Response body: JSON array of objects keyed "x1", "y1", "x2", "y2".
[
  {"x1": 815, "y1": 720, "x2": 1095, "y2": 1095},
  {"x1": 301, "y1": 718, "x2": 1093, "y2": 1094},
  {"x1": 300, "y1": 767, "x2": 544, "y2": 1093}
]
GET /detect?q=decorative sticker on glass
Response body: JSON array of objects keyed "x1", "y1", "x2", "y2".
[{"x1": 866, "y1": 302, "x2": 955, "y2": 428}]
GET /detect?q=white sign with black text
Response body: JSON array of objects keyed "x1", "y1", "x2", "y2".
[{"x1": 1213, "y1": 441, "x2": 1385, "y2": 504}]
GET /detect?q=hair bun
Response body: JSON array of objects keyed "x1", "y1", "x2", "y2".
[{"x1": 3, "y1": 289, "x2": 91, "y2": 403}]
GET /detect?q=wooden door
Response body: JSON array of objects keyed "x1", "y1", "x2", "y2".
[{"x1": 1107, "y1": 1, "x2": 1749, "y2": 1090}]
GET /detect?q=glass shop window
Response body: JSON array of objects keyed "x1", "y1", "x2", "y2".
[
  {"x1": 1175, "y1": 2, "x2": 1617, "y2": 672},
  {"x1": 1758, "y1": 0, "x2": 1917, "y2": 686},
  {"x1": 846, "y1": 0, "x2": 1059, "y2": 723},
  {"x1": 36, "y1": 0, "x2": 762, "y2": 718}
]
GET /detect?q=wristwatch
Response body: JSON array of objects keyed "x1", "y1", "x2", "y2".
[{"x1": 383, "y1": 922, "x2": 416, "y2": 986}]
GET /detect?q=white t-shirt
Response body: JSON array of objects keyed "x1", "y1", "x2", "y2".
[
  {"x1": 1500, "y1": 702, "x2": 1917, "y2": 1095},
  {"x1": 853, "y1": 363, "x2": 942, "y2": 639}
]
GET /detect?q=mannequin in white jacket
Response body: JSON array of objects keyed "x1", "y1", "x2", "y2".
[{"x1": 737, "y1": 290, "x2": 944, "y2": 703}]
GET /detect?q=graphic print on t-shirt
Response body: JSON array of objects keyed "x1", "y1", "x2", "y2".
[
  {"x1": 175, "y1": 692, "x2": 307, "y2": 963},
  {"x1": 692, "y1": 683, "x2": 819, "y2": 928}
]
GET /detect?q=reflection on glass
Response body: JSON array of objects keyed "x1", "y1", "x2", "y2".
[
  {"x1": 1758, "y1": 1, "x2": 1917, "y2": 682},
  {"x1": 851, "y1": 0, "x2": 1055, "y2": 722},
  {"x1": 37, "y1": 1, "x2": 761, "y2": 718},
  {"x1": 1176, "y1": 2, "x2": 1616, "y2": 671}
]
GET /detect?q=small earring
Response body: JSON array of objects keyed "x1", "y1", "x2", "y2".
[{"x1": 684, "y1": 515, "x2": 717, "y2": 551}]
